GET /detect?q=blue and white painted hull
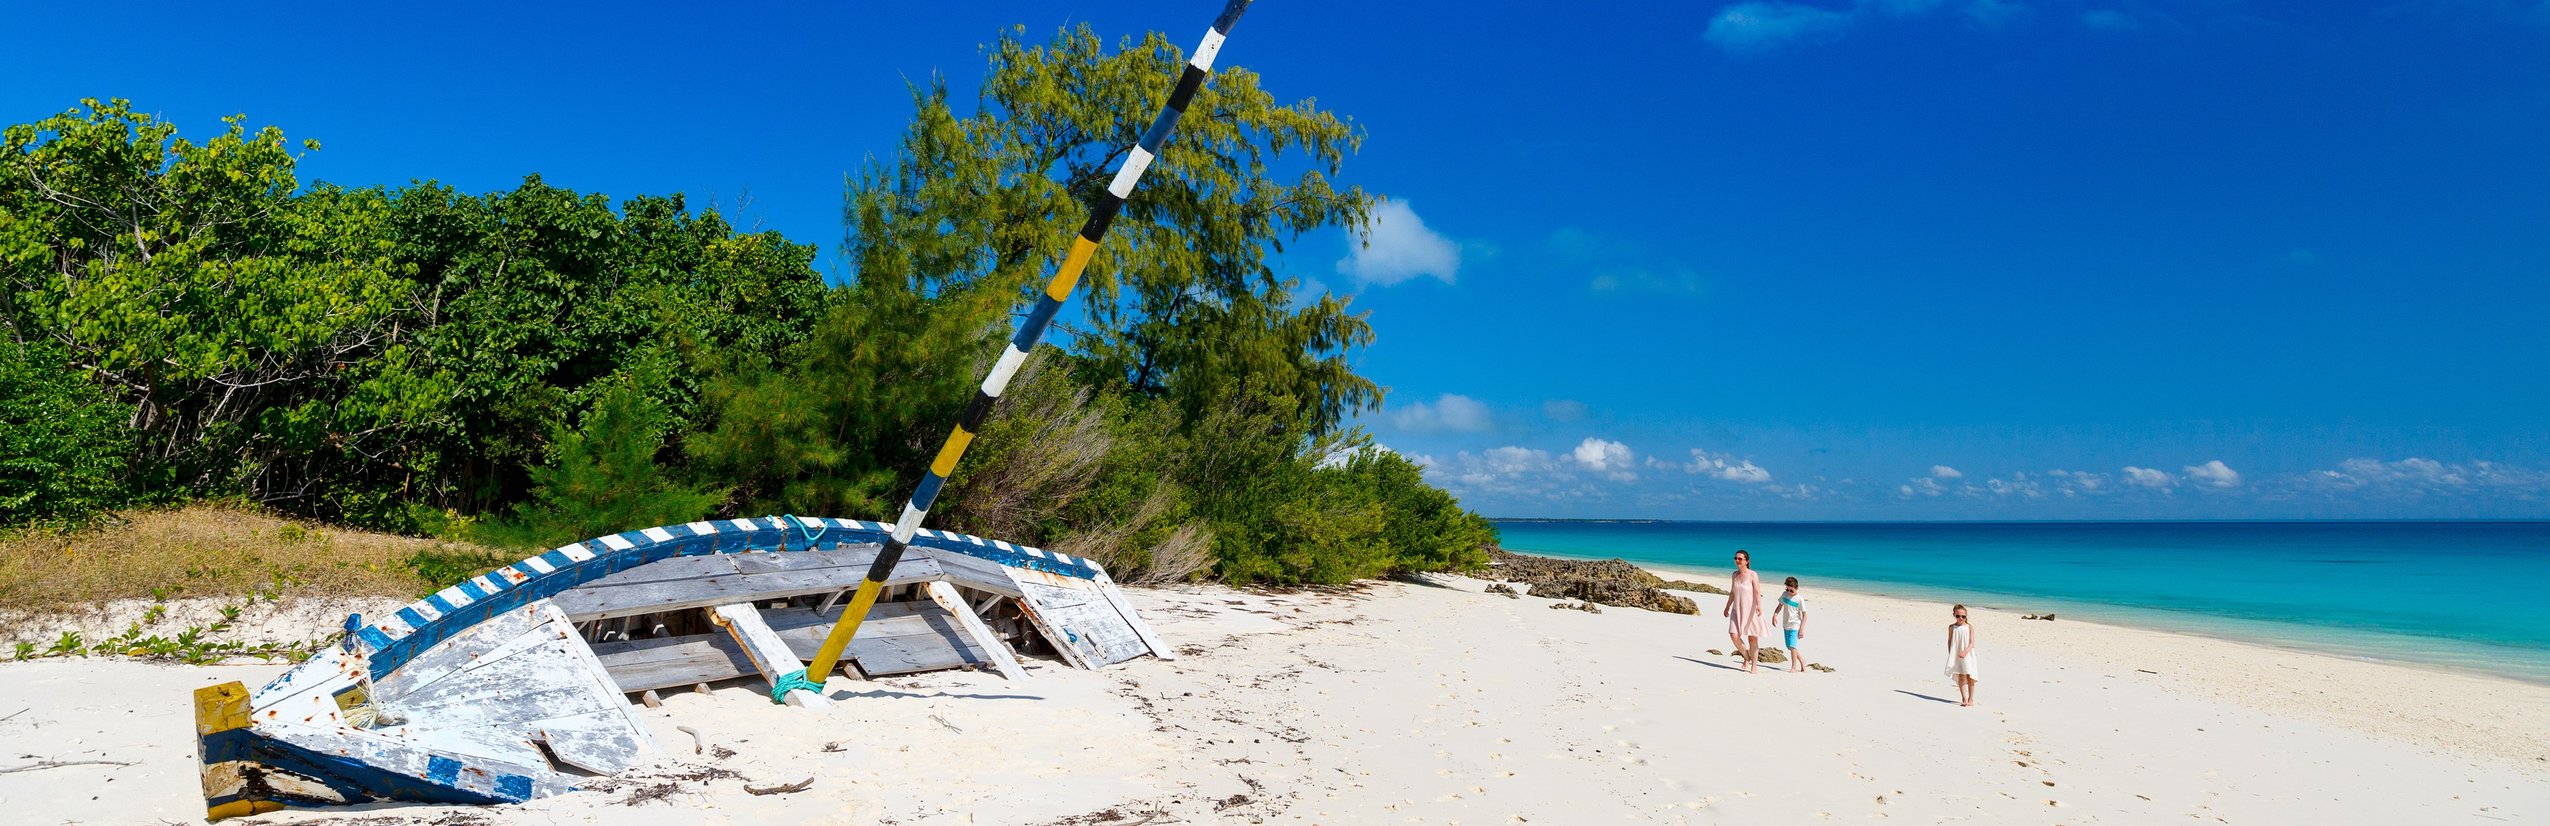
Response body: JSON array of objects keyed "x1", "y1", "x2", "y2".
[{"x1": 195, "y1": 516, "x2": 1166, "y2": 819}]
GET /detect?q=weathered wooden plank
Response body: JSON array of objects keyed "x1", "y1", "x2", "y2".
[
  {"x1": 563, "y1": 553, "x2": 744, "y2": 588},
  {"x1": 593, "y1": 635, "x2": 754, "y2": 693},
  {"x1": 1016, "y1": 576, "x2": 1150, "y2": 667},
  {"x1": 927, "y1": 580, "x2": 1025, "y2": 680},
  {"x1": 544, "y1": 600, "x2": 661, "y2": 770},
  {"x1": 372, "y1": 601, "x2": 552, "y2": 700},
  {"x1": 1094, "y1": 572, "x2": 1173, "y2": 661},
  {"x1": 529, "y1": 709, "x2": 651, "y2": 775},
  {"x1": 552, "y1": 555, "x2": 945, "y2": 622},
  {"x1": 766, "y1": 601, "x2": 988, "y2": 676},
  {"x1": 591, "y1": 605, "x2": 990, "y2": 690},
  {"x1": 710, "y1": 603, "x2": 829, "y2": 708},
  {"x1": 725, "y1": 544, "x2": 884, "y2": 575},
  {"x1": 1008, "y1": 582, "x2": 1093, "y2": 671},
  {"x1": 910, "y1": 547, "x2": 1026, "y2": 597},
  {"x1": 369, "y1": 601, "x2": 657, "y2": 774}
]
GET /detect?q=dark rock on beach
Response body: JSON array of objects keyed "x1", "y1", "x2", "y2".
[
  {"x1": 1660, "y1": 578, "x2": 1729, "y2": 596},
  {"x1": 1487, "y1": 548, "x2": 1710, "y2": 614}
]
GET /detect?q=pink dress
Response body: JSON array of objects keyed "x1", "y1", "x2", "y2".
[{"x1": 1727, "y1": 571, "x2": 1767, "y2": 639}]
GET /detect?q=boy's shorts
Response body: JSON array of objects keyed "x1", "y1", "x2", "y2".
[{"x1": 1783, "y1": 629, "x2": 1800, "y2": 649}]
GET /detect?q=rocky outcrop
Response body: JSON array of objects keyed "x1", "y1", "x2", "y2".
[{"x1": 1486, "y1": 549, "x2": 1701, "y2": 615}]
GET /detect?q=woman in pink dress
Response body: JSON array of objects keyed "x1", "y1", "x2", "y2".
[{"x1": 1723, "y1": 549, "x2": 1768, "y2": 673}]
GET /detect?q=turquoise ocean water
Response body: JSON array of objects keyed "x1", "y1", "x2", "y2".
[{"x1": 1490, "y1": 520, "x2": 2550, "y2": 684}]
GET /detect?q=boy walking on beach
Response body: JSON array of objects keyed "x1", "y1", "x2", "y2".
[{"x1": 1772, "y1": 577, "x2": 1808, "y2": 672}]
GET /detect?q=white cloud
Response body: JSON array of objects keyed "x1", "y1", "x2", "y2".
[
  {"x1": 1336, "y1": 200, "x2": 1459, "y2": 286},
  {"x1": 2080, "y1": 8, "x2": 2138, "y2": 29},
  {"x1": 1704, "y1": 0, "x2": 2033, "y2": 53},
  {"x1": 1423, "y1": 441, "x2": 1633, "y2": 502},
  {"x1": 1586, "y1": 262, "x2": 1709, "y2": 296},
  {"x1": 1900, "y1": 477, "x2": 1947, "y2": 497},
  {"x1": 1319, "y1": 440, "x2": 1401, "y2": 470},
  {"x1": 2305, "y1": 457, "x2": 2524, "y2": 492},
  {"x1": 1985, "y1": 475, "x2": 2046, "y2": 499},
  {"x1": 2122, "y1": 466, "x2": 2175, "y2": 488},
  {"x1": 2051, "y1": 469, "x2": 2105, "y2": 492},
  {"x1": 1479, "y1": 446, "x2": 1554, "y2": 474},
  {"x1": 2184, "y1": 460, "x2": 2242, "y2": 489},
  {"x1": 1542, "y1": 399, "x2": 1589, "y2": 422},
  {"x1": 1388, "y1": 394, "x2": 1493, "y2": 433},
  {"x1": 1680, "y1": 449, "x2": 1773, "y2": 484},
  {"x1": 2289, "y1": 458, "x2": 2550, "y2": 508},
  {"x1": 1425, "y1": 446, "x2": 1563, "y2": 495},
  {"x1": 1703, "y1": 2, "x2": 1851, "y2": 52},
  {"x1": 1571, "y1": 437, "x2": 1640, "y2": 481},
  {"x1": 1931, "y1": 465, "x2": 1963, "y2": 479}
]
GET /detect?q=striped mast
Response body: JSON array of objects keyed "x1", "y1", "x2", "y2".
[{"x1": 795, "y1": 0, "x2": 1254, "y2": 692}]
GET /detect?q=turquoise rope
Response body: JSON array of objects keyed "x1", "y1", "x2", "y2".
[
  {"x1": 768, "y1": 668, "x2": 823, "y2": 704},
  {"x1": 782, "y1": 513, "x2": 826, "y2": 546}
]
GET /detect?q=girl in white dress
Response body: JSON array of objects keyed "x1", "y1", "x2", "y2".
[{"x1": 1945, "y1": 604, "x2": 1980, "y2": 707}]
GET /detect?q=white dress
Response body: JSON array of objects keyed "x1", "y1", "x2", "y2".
[{"x1": 1944, "y1": 623, "x2": 1980, "y2": 679}]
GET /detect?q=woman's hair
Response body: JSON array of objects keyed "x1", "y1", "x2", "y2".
[
  {"x1": 1784, "y1": 576, "x2": 1799, "y2": 588},
  {"x1": 1734, "y1": 549, "x2": 1749, "y2": 560},
  {"x1": 1952, "y1": 603, "x2": 1968, "y2": 616}
]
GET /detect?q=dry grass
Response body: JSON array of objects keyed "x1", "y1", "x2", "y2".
[{"x1": 0, "y1": 503, "x2": 503, "y2": 618}]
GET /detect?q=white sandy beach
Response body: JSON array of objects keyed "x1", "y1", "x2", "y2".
[{"x1": 3, "y1": 572, "x2": 2544, "y2": 824}]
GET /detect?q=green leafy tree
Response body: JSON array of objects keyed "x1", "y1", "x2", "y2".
[
  {"x1": 383, "y1": 180, "x2": 828, "y2": 519},
  {"x1": 0, "y1": 338, "x2": 140, "y2": 523},
  {"x1": 851, "y1": 26, "x2": 1385, "y2": 436},
  {"x1": 686, "y1": 276, "x2": 1007, "y2": 517},
  {"x1": 486, "y1": 362, "x2": 726, "y2": 548},
  {"x1": 1342, "y1": 447, "x2": 1496, "y2": 574},
  {"x1": 0, "y1": 99, "x2": 443, "y2": 509}
]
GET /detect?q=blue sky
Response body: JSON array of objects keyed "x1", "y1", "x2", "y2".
[{"x1": 7, "y1": 1, "x2": 2546, "y2": 520}]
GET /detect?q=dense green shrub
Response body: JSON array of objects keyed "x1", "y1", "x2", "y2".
[
  {"x1": 480, "y1": 363, "x2": 727, "y2": 550},
  {"x1": 0, "y1": 27, "x2": 1500, "y2": 586},
  {"x1": 0, "y1": 339, "x2": 142, "y2": 524}
]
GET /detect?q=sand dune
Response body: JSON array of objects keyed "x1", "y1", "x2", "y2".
[{"x1": 3, "y1": 573, "x2": 2542, "y2": 824}]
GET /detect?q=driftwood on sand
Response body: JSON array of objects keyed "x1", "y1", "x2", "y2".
[{"x1": 0, "y1": 758, "x2": 138, "y2": 774}]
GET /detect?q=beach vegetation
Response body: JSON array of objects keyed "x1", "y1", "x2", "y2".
[
  {"x1": 0, "y1": 338, "x2": 144, "y2": 526},
  {"x1": 0, "y1": 24, "x2": 1495, "y2": 593}
]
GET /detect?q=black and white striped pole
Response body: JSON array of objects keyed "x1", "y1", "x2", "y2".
[{"x1": 790, "y1": 0, "x2": 1255, "y2": 698}]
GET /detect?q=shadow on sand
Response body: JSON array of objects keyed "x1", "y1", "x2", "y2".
[
  {"x1": 806, "y1": 686, "x2": 1046, "y2": 702},
  {"x1": 1674, "y1": 655, "x2": 1746, "y2": 672},
  {"x1": 1893, "y1": 689, "x2": 1958, "y2": 705}
]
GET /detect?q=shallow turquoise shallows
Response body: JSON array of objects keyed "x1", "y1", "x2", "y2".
[{"x1": 1490, "y1": 520, "x2": 2550, "y2": 684}]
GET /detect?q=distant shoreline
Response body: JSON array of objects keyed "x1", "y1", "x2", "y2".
[{"x1": 1495, "y1": 544, "x2": 2550, "y2": 688}]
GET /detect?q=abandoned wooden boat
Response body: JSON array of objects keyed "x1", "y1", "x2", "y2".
[
  {"x1": 193, "y1": 517, "x2": 1170, "y2": 819},
  {"x1": 193, "y1": 2, "x2": 1257, "y2": 818}
]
